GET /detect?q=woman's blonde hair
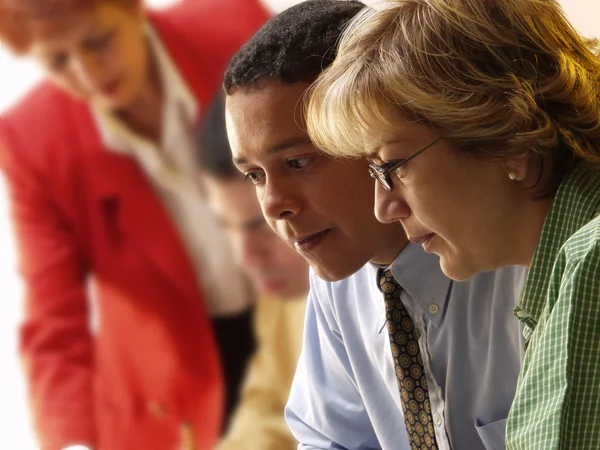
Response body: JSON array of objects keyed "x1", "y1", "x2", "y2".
[{"x1": 306, "y1": 0, "x2": 600, "y2": 194}]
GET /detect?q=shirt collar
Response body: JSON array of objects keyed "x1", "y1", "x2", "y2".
[
  {"x1": 92, "y1": 22, "x2": 197, "y2": 154},
  {"x1": 515, "y1": 163, "x2": 600, "y2": 328},
  {"x1": 370, "y1": 242, "x2": 452, "y2": 328}
]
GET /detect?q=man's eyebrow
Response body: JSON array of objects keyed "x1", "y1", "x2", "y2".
[
  {"x1": 233, "y1": 137, "x2": 313, "y2": 165},
  {"x1": 242, "y1": 215, "x2": 267, "y2": 231}
]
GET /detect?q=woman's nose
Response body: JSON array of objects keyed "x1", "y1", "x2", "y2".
[
  {"x1": 374, "y1": 181, "x2": 411, "y2": 224},
  {"x1": 71, "y1": 51, "x2": 102, "y2": 90}
]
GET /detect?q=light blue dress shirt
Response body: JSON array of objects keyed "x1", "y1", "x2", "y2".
[{"x1": 286, "y1": 243, "x2": 527, "y2": 450}]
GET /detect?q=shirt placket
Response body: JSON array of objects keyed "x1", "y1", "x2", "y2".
[{"x1": 412, "y1": 313, "x2": 452, "y2": 450}]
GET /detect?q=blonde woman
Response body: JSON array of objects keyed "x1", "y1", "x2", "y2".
[{"x1": 306, "y1": 0, "x2": 600, "y2": 449}]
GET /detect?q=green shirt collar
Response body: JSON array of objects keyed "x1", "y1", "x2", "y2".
[{"x1": 515, "y1": 163, "x2": 600, "y2": 329}]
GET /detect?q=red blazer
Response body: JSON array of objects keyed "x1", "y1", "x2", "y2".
[{"x1": 0, "y1": 1, "x2": 270, "y2": 449}]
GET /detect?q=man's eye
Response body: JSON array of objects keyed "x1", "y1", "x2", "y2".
[
  {"x1": 287, "y1": 156, "x2": 313, "y2": 170},
  {"x1": 244, "y1": 171, "x2": 265, "y2": 185}
]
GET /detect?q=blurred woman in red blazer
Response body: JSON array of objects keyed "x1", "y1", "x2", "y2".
[{"x1": 0, "y1": 1, "x2": 269, "y2": 449}]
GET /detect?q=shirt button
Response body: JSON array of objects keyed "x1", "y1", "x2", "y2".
[
  {"x1": 515, "y1": 310, "x2": 529, "y2": 319},
  {"x1": 433, "y1": 412, "x2": 442, "y2": 426},
  {"x1": 429, "y1": 304, "x2": 439, "y2": 314}
]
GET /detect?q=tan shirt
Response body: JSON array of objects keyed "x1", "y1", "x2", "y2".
[
  {"x1": 216, "y1": 294, "x2": 307, "y2": 450},
  {"x1": 92, "y1": 24, "x2": 253, "y2": 316}
]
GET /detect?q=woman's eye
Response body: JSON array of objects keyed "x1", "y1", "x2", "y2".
[
  {"x1": 244, "y1": 171, "x2": 265, "y2": 185},
  {"x1": 87, "y1": 31, "x2": 115, "y2": 52},
  {"x1": 287, "y1": 156, "x2": 313, "y2": 170},
  {"x1": 367, "y1": 154, "x2": 384, "y2": 166},
  {"x1": 49, "y1": 53, "x2": 69, "y2": 71}
]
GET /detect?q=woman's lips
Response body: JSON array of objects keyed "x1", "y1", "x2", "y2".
[
  {"x1": 99, "y1": 78, "x2": 122, "y2": 97},
  {"x1": 410, "y1": 233, "x2": 435, "y2": 252}
]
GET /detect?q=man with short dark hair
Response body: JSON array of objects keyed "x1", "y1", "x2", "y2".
[{"x1": 223, "y1": 1, "x2": 527, "y2": 449}]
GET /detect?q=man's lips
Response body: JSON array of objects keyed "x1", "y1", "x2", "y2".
[{"x1": 290, "y1": 229, "x2": 330, "y2": 253}]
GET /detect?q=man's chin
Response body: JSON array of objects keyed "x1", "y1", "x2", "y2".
[
  {"x1": 311, "y1": 257, "x2": 366, "y2": 283},
  {"x1": 258, "y1": 279, "x2": 287, "y2": 297}
]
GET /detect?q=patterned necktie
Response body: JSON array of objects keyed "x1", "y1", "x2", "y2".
[{"x1": 378, "y1": 268, "x2": 439, "y2": 450}]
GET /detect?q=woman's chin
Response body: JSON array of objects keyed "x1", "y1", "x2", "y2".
[
  {"x1": 439, "y1": 255, "x2": 476, "y2": 282},
  {"x1": 92, "y1": 85, "x2": 136, "y2": 112},
  {"x1": 94, "y1": 94, "x2": 129, "y2": 111}
]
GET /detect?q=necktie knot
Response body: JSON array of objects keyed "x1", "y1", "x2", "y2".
[{"x1": 377, "y1": 268, "x2": 401, "y2": 296}]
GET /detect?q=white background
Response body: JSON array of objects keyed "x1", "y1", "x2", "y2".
[{"x1": 0, "y1": 0, "x2": 596, "y2": 447}]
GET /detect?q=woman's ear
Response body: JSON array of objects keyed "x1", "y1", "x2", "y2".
[{"x1": 502, "y1": 156, "x2": 531, "y2": 182}]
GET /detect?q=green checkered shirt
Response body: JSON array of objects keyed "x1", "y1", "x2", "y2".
[{"x1": 507, "y1": 163, "x2": 600, "y2": 450}]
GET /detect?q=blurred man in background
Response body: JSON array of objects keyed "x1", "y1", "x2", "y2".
[{"x1": 198, "y1": 91, "x2": 309, "y2": 450}]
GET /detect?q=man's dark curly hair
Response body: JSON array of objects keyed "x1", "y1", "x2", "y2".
[{"x1": 223, "y1": 0, "x2": 366, "y2": 94}]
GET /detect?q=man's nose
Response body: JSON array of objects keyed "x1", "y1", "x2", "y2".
[{"x1": 260, "y1": 174, "x2": 302, "y2": 222}]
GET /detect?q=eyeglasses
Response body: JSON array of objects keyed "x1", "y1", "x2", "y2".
[{"x1": 368, "y1": 138, "x2": 440, "y2": 191}]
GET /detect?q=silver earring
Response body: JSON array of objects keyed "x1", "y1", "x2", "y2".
[{"x1": 509, "y1": 172, "x2": 518, "y2": 181}]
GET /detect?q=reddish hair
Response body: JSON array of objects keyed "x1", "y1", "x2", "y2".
[{"x1": 0, "y1": 0, "x2": 137, "y2": 53}]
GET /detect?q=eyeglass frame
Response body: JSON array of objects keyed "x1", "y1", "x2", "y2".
[{"x1": 368, "y1": 138, "x2": 441, "y2": 191}]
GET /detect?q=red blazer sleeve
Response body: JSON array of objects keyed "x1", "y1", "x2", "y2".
[{"x1": 0, "y1": 119, "x2": 96, "y2": 450}]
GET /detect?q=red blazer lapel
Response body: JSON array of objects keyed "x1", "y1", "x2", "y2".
[
  {"x1": 82, "y1": 2, "x2": 270, "y2": 306},
  {"x1": 149, "y1": 1, "x2": 271, "y2": 124},
  {"x1": 84, "y1": 126, "x2": 200, "y2": 305},
  {"x1": 149, "y1": 10, "x2": 221, "y2": 126}
]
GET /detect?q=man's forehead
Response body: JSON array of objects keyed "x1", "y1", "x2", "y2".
[
  {"x1": 232, "y1": 136, "x2": 314, "y2": 165},
  {"x1": 225, "y1": 82, "x2": 309, "y2": 125},
  {"x1": 225, "y1": 91, "x2": 273, "y2": 157},
  {"x1": 225, "y1": 83, "x2": 314, "y2": 162}
]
